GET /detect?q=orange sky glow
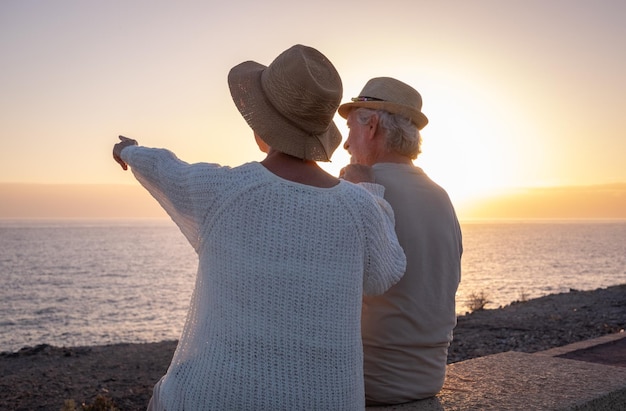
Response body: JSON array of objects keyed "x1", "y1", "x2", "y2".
[{"x1": 1, "y1": 1, "x2": 625, "y2": 219}]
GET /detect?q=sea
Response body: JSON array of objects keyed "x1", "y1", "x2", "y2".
[{"x1": 0, "y1": 219, "x2": 625, "y2": 354}]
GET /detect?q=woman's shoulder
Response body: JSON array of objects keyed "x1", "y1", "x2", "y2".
[
  {"x1": 333, "y1": 181, "x2": 388, "y2": 213},
  {"x1": 337, "y1": 180, "x2": 384, "y2": 198}
]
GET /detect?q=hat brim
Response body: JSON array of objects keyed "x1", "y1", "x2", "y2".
[
  {"x1": 338, "y1": 101, "x2": 429, "y2": 130},
  {"x1": 228, "y1": 61, "x2": 342, "y2": 162}
]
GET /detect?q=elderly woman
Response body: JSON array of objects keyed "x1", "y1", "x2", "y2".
[{"x1": 113, "y1": 45, "x2": 405, "y2": 410}]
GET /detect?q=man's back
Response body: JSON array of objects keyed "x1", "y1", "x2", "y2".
[{"x1": 362, "y1": 162, "x2": 462, "y2": 405}]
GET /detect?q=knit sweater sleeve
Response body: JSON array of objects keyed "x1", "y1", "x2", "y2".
[
  {"x1": 120, "y1": 145, "x2": 222, "y2": 251},
  {"x1": 355, "y1": 182, "x2": 407, "y2": 296}
]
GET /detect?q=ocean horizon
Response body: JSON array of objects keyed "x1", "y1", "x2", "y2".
[{"x1": 1, "y1": 218, "x2": 625, "y2": 353}]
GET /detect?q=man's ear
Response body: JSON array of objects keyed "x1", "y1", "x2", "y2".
[{"x1": 366, "y1": 114, "x2": 379, "y2": 140}]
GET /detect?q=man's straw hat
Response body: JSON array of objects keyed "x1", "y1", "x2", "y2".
[
  {"x1": 228, "y1": 44, "x2": 343, "y2": 161},
  {"x1": 338, "y1": 77, "x2": 428, "y2": 130}
]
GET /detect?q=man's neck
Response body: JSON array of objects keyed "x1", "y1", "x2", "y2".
[{"x1": 373, "y1": 151, "x2": 413, "y2": 165}]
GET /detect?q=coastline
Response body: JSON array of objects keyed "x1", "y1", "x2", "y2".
[{"x1": 1, "y1": 284, "x2": 624, "y2": 410}]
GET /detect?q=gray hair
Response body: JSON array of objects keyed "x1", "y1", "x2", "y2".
[{"x1": 354, "y1": 108, "x2": 422, "y2": 159}]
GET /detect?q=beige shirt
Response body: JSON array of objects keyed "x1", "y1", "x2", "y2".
[{"x1": 362, "y1": 162, "x2": 462, "y2": 404}]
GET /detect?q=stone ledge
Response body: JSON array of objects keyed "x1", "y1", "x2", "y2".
[
  {"x1": 367, "y1": 339, "x2": 626, "y2": 410},
  {"x1": 537, "y1": 331, "x2": 626, "y2": 358}
]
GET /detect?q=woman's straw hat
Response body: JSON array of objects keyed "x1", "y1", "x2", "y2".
[
  {"x1": 228, "y1": 44, "x2": 343, "y2": 161},
  {"x1": 338, "y1": 77, "x2": 429, "y2": 130}
]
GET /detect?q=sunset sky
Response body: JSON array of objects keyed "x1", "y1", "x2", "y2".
[{"x1": 1, "y1": 1, "x2": 625, "y2": 218}]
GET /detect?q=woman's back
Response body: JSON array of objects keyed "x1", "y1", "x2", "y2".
[
  {"x1": 136, "y1": 160, "x2": 405, "y2": 410},
  {"x1": 115, "y1": 44, "x2": 406, "y2": 410}
]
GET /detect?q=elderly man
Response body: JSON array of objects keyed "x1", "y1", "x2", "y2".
[{"x1": 339, "y1": 77, "x2": 463, "y2": 405}]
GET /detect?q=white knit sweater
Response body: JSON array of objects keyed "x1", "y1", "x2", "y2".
[{"x1": 121, "y1": 146, "x2": 406, "y2": 410}]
